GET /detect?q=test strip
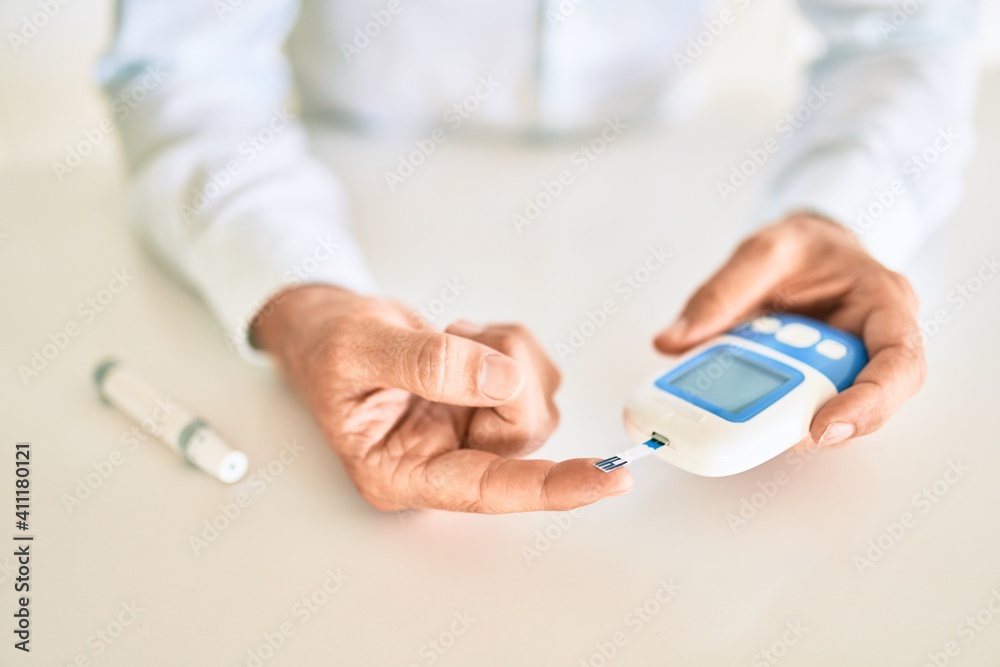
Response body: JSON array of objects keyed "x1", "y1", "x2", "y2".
[{"x1": 593, "y1": 436, "x2": 667, "y2": 473}]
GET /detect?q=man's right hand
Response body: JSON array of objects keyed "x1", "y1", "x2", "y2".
[{"x1": 251, "y1": 285, "x2": 633, "y2": 513}]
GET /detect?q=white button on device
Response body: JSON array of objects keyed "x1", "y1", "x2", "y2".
[
  {"x1": 816, "y1": 339, "x2": 848, "y2": 360},
  {"x1": 775, "y1": 323, "x2": 822, "y2": 348},
  {"x1": 750, "y1": 316, "x2": 782, "y2": 334}
]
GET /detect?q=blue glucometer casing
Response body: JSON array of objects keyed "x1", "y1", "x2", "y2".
[{"x1": 621, "y1": 314, "x2": 867, "y2": 476}]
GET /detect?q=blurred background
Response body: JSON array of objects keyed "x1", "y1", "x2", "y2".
[{"x1": 3, "y1": 0, "x2": 1000, "y2": 172}]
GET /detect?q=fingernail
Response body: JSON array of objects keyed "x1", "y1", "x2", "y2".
[
  {"x1": 479, "y1": 354, "x2": 523, "y2": 401},
  {"x1": 819, "y1": 421, "x2": 855, "y2": 447},
  {"x1": 448, "y1": 320, "x2": 484, "y2": 337}
]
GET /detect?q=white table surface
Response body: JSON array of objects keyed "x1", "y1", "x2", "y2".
[{"x1": 2, "y1": 69, "x2": 1000, "y2": 667}]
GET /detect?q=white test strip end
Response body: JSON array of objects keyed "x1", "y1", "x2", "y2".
[{"x1": 594, "y1": 437, "x2": 667, "y2": 473}]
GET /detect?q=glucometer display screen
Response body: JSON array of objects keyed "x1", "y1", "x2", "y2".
[{"x1": 667, "y1": 351, "x2": 790, "y2": 414}]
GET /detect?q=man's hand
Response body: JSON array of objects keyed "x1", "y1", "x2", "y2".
[
  {"x1": 654, "y1": 214, "x2": 926, "y2": 447},
  {"x1": 252, "y1": 285, "x2": 632, "y2": 513}
]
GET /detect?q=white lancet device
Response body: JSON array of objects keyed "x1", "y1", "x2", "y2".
[{"x1": 597, "y1": 314, "x2": 868, "y2": 477}]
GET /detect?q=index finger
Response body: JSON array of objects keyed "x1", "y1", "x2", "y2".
[
  {"x1": 655, "y1": 232, "x2": 798, "y2": 353},
  {"x1": 413, "y1": 449, "x2": 633, "y2": 513}
]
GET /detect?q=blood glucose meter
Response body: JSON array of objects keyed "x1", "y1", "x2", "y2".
[{"x1": 597, "y1": 314, "x2": 868, "y2": 477}]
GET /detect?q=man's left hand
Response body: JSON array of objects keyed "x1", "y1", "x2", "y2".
[{"x1": 654, "y1": 214, "x2": 926, "y2": 447}]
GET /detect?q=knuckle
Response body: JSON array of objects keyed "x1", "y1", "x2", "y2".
[
  {"x1": 491, "y1": 323, "x2": 545, "y2": 354},
  {"x1": 460, "y1": 497, "x2": 487, "y2": 514},
  {"x1": 499, "y1": 322, "x2": 531, "y2": 339},
  {"x1": 550, "y1": 365, "x2": 563, "y2": 391},
  {"x1": 354, "y1": 454, "x2": 413, "y2": 512},
  {"x1": 466, "y1": 425, "x2": 491, "y2": 448},
  {"x1": 498, "y1": 333, "x2": 526, "y2": 354},
  {"x1": 886, "y1": 270, "x2": 919, "y2": 309},
  {"x1": 358, "y1": 491, "x2": 402, "y2": 513},
  {"x1": 547, "y1": 402, "x2": 561, "y2": 432},
  {"x1": 469, "y1": 413, "x2": 504, "y2": 447},
  {"x1": 412, "y1": 335, "x2": 450, "y2": 397},
  {"x1": 490, "y1": 328, "x2": 529, "y2": 354},
  {"x1": 504, "y1": 422, "x2": 535, "y2": 448},
  {"x1": 783, "y1": 212, "x2": 842, "y2": 240},
  {"x1": 742, "y1": 227, "x2": 796, "y2": 259},
  {"x1": 848, "y1": 380, "x2": 893, "y2": 432},
  {"x1": 885, "y1": 344, "x2": 927, "y2": 398},
  {"x1": 909, "y1": 348, "x2": 929, "y2": 390},
  {"x1": 903, "y1": 333, "x2": 926, "y2": 360},
  {"x1": 517, "y1": 416, "x2": 557, "y2": 452},
  {"x1": 353, "y1": 468, "x2": 405, "y2": 512},
  {"x1": 471, "y1": 462, "x2": 503, "y2": 514}
]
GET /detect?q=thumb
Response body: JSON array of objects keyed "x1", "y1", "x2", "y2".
[
  {"x1": 654, "y1": 234, "x2": 794, "y2": 354},
  {"x1": 365, "y1": 326, "x2": 524, "y2": 406}
]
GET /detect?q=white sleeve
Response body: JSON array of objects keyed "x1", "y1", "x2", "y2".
[
  {"x1": 756, "y1": 0, "x2": 980, "y2": 269},
  {"x1": 97, "y1": 0, "x2": 375, "y2": 363}
]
